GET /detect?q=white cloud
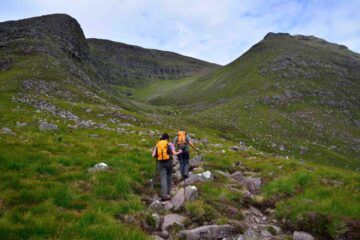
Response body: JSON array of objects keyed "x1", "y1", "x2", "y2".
[{"x1": 1, "y1": 0, "x2": 359, "y2": 64}]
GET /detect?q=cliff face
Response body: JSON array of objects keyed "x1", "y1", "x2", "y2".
[
  {"x1": 88, "y1": 38, "x2": 219, "y2": 87},
  {"x1": 0, "y1": 14, "x2": 89, "y2": 61}
]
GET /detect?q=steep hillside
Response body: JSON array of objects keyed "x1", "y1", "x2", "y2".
[
  {"x1": 88, "y1": 38, "x2": 219, "y2": 88},
  {"x1": 0, "y1": 14, "x2": 359, "y2": 240},
  {"x1": 148, "y1": 33, "x2": 360, "y2": 168}
]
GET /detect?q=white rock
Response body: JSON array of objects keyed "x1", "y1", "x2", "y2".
[
  {"x1": 293, "y1": 231, "x2": 314, "y2": 240},
  {"x1": 196, "y1": 171, "x2": 213, "y2": 181}
]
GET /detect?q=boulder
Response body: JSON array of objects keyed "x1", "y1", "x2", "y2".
[
  {"x1": 190, "y1": 155, "x2": 202, "y2": 168},
  {"x1": 180, "y1": 173, "x2": 203, "y2": 186},
  {"x1": 171, "y1": 185, "x2": 198, "y2": 211},
  {"x1": 231, "y1": 171, "x2": 244, "y2": 182},
  {"x1": 293, "y1": 231, "x2": 314, "y2": 240},
  {"x1": 162, "y1": 214, "x2": 186, "y2": 231},
  {"x1": 243, "y1": 177, "x2": 261, "y2": 194},
  {"x1": 39, "y1": 121, "x2": 57, "y2": 131},
  {"x1": 87, "y1": 162, "x2": 110, "y2": 173},
  {"x1": 1, "y1": 127, "x2": 15, "y2": 135},
  {"x1": 177, "y1": 224, "x2": 236, "y2": 240}
]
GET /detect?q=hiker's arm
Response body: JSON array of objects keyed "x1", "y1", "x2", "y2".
[
  {"x1": 170, "y1": 143, "x2": 182, "y2": 155},
  {"x1": 189, "y1": 141, "x2": 199, "y2": 151},
  {"x1": 152, "y1": 147, "x2": 157, "y2": 158}
]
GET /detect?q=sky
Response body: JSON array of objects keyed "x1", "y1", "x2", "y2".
[{"x1": 0, "y1": 0, "x2": 359, "y2": 65}]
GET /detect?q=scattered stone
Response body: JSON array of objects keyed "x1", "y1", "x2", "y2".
[
  {"x1": 180, "y1": 173, "x2": 202, "y2": 186},
  {"x1": 171, "y1": 185, "x2": 198, "y2": 211},
  {"x1": 177, "y1": 224, "x2": 236, "y2": 240},
  {"x1": 230, "y1": 146, "x2": 248, "y2": 151},
  {"x1": 87, "y1": 162, "x2": 110, "y2": 173},
  {"x1": 149, "y1": 200, "x2": 164, "y2": 212},
  {"x1": 16, "y1": 122, "x2": 27, "y2": 127},
  {"x1": 161, "y1": 201, "x2": 174, "y2": 211},
  {"x1": 89, "y1": 134, "x2": 99, "y2": 138},
  {"x1": 162, "y1": 214, "x2": 186, "y2": 231},
  {"x1": 231, "y1": 171, "x2": 244, "y2": 182},
  {"x1": 260, "y1": 229, "x2": 273, "y2": 238},
  {"x1": 293, "y1": 231, "x2": 314, "y2": 240},
  {"x1": 39, "y1": 121, "x2": 57, "y2": 131},
  {"x1": 196, "y1": 170, "x2": 213, "y2": 181},
  {"x1": 279, "y1": 145, "x2": 285, "y2": 151},
  {"x1": 214, "y1": 170, "x2": 231, "y2": 178},
  {"x1": 243, "y1": 177, "x2": 262, "y2": 194},
  {"x1": 244, "y1": 228, "x2": 259, "y2": 240},
  {"x1": 1, "y1": 127, "x2": 15, "y2": 135}
]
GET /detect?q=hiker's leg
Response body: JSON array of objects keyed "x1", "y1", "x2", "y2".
[
  {"x1": 179, "y1": 152, "x2": 185, "y2": 179},
  {"x1": 183, "y1": 151, "x2": 190, "y2": 179},
  {"x1": 159, "y1": 161, "x2": 167, "y2": 198},
  {"x1": 166, "y1": 159, "x2": 172, "y2": 195}
]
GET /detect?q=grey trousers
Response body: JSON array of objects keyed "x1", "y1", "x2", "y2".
[
  {"x1": 158, "y1": 159, "x2": 172, "y2": 198},
  {"x1": 178, "y1": 151, "x2": 190, "y2": 179}
]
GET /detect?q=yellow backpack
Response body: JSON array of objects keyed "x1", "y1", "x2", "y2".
[
  {"x1": 177, "y1": 131, "x2": 187, "y2": 145},
  {"x1": 156, "y1": 140, "x2": 171, "y2": 161}
]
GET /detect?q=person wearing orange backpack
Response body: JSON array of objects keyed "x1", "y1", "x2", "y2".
[
  {"x1": 152, "y1": 133, "x2": 182, "y2": 200},
  {"x1": 174, "y1": 128, "x2": 199, "y2": 180}
]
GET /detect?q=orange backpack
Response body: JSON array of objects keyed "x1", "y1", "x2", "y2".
[
  {"x1": 177, "y1": 131, "x2": 187, "y2": 145},
  {"x1": 156, "y1": 140, "x2": 170, "y2": 161}
]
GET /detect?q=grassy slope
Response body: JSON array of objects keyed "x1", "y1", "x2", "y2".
[
  {"x1": 0, "y1": 15, "x2": 359, "y2": 239},
  {"x1": 145, "y1": 34, "x2": 360, "y2": 169}
]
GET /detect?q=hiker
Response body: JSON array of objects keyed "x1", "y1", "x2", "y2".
[
  {"x1": 174, "y1": 129, "x2": 199, "y2": 180},
  {"x1": 152, "y1": 133, "x2": 182, "y2": 201}
]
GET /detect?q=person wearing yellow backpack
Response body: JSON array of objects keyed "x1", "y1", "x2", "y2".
[
  {"x1": 152, "y1": 133, "x2": 182, "y2": 200},
  {"x1": 174, "y1": 128, "x2": 199, "y2": 180}
]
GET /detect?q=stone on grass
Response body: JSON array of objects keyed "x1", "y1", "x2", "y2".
[
  {"x1": 180, "y1": 173, "x2": 202, "y2": 186},
  {"x1": 16, "y1": 122, "x2": 27, "y2": 127},
  {"x1": 171, "y1": 185, "x2": 198, "y2": 211},
  {"x1": 196, "y1": 170, "x2": 213, "y2": 181},
  {"x1": 190, "y1": 155, "x2": 202, "y2": 168},
  {"x1": 177, "y1": 224, "x2": 236, "y2": 240},
  {"x1": 161, "y1": 214, "x2": 186, "y2": 231},
  {"x1": 1, "y1": 127, "x2": 15, "y2": 135},
  {"x1": 149, "y1": 200, "x2": 164, "y2": 212},
  {"x1": 150, "y1": 235, "x2": 165, "y2": 240},
  {"x1": 162, "y1": 201, "x2": 174, "y2": 211},
  {"x1": 39, "y1": 121, "x2": 57, "y2": 131},
  {"x1": 231, "y1": 171, "x2": 244, "y2": 182},
  {"x1": 88, "y1": 162, "x2": 110, "y2": 173},
  {"x1": 243, "y1": 177, "x2": 262, "y2": 194},
  {"x1": 293, "y1": 231, "x2": 314, "y2": 240}
]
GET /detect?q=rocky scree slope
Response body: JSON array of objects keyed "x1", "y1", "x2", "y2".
[{"x1": 149, "y1": 32, "x2": 360, "y2": 168}]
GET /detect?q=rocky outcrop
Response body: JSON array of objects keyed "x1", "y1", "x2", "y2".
[{"x1": 88, "y1": 39, "x2": 218, "y2": 87}]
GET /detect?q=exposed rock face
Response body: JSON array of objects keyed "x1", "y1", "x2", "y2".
[
  {"x1": 0, "y1": 14, "x2": 89, "y2": 61},
  {"x1": 177, "y1": 224, "x2": 236, "y2": 240},
  {"x1": 88, "y1": 38, "x2": 218, "y2": 87}
]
